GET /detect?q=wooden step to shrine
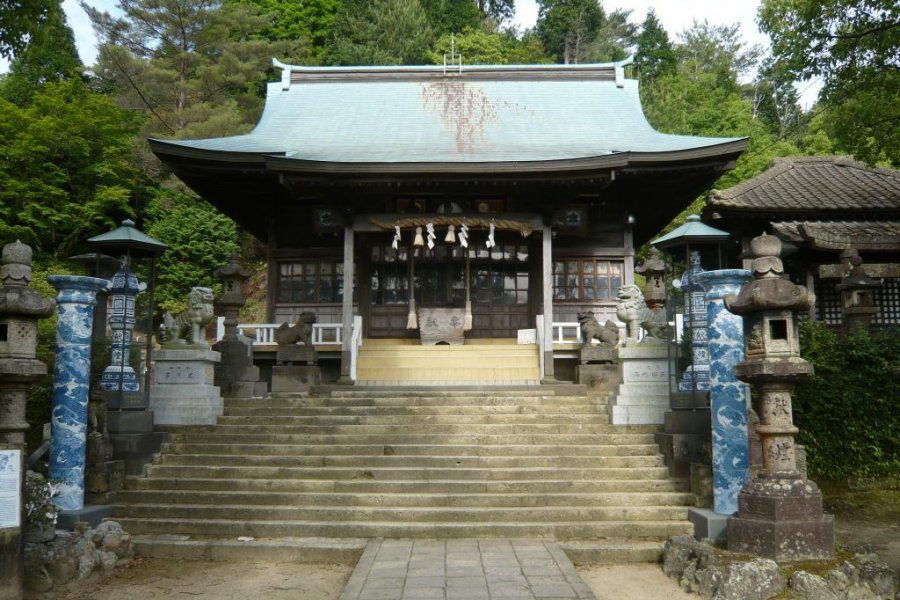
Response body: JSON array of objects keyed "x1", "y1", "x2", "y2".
[{"x1": 113, "y1": 388, "x2": 692, "y2": 564}]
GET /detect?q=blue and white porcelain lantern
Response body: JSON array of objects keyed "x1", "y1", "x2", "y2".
[{"x1": 99, "y1": 257, "x2": 145, "y2": 393}]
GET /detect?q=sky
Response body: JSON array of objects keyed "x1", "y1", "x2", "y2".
[{"x1": 2, "y1": 0, "x2": 820, "y2": 107}]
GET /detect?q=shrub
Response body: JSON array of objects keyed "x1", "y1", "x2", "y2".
[{"x1": 794, "y1": 322, "x2": 900, "y2": 482}]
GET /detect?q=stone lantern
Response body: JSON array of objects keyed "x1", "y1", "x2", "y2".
[
  {"x1": 0, "y1": 241, "x2": 54, "y2": 600},
  {"x1": 836, "y1": 249, "x2": 880, "y2": 332},
  {"x1": 634, "y1": 247, "x2": 666, "y2": 311},
  {"x1": 725, "y1": 232, "x2": 834, "y2": 561},
  {"x1": 212, "y1": 258, "x2": 267, "y2": 398}
]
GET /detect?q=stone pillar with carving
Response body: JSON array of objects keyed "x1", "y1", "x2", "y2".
[
  {"x1": 213, "y1": 258, "x2": 267, "y2": 398},
  {"x1": 0, "y1": 242, "x2": 55, "y2": 600},
  {"x1": 724, "y1": 233, "x2": 834, "y2": 561}
]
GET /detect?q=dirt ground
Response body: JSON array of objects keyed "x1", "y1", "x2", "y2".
[{"x1": 32, "y1": 558, "x2": 693, "y2": 600}]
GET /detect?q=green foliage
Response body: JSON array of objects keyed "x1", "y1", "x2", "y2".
[
  {"x1": 758, "y1": 0, "x2": 899, "y2": 166},
  {"x1": 634, "y1": 8, "x2": 676, "y2": 81},
  {"x1": 794, "y1": 322, "x2": 900, "y2": 482},
  {"x1": 0, "y1": 0, "x2": 55, "y2": 58},
  {"x1": 326, "y1": 0, "x2": 434, "y2": 65},
  {"x1": 428, "y1": 26, "x2": 550, "y2": 65},
  {"x1": 144, "y1": 190, "x2": 240, "y2": 313},
  {"x1": 83, "y1": 0, "x2": 298, "y2": 142},
  {"x1": 228, "y1": 0, "x2": 338, "y2": 61},
  {"x1": 475, "y1": 0, "x2": 514, "y2": 24},
  {"x1": 0, "y1": 79, "x2": 145, "y2": 259},
  {"x1": 0, "y1": 2, "x2": 82, "y2": 106},
  {"x1": 536, "y1": 0, "x2": 603, "y2": 64},
  {"x1": 421, "y1": 0, "x2": 481, "y2": 35}
]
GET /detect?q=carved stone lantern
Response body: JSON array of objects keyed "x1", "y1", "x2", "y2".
[
  {"x1": 0, "y1": 241, "x2": 54, "y2": 599},
  {"x1": 635, "y1": 247, "x2": 667, "y2": 311},
  {"x1": 836, "y1": 249, "x2": 880, "y2": 332},
  {"x1": 725, "y1": 232, "x2": 834, "y2": 561}
]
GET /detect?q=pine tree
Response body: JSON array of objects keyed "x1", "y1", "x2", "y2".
[
  {"x1": 0, "y1": 2, "x2": 82, "y2": 106},
  {"x1": 326, "y1": 0, "x2": 434, "y2": 66},
  {"x1": 635, "y1": 8, "x2": 675, "y2": 82}
]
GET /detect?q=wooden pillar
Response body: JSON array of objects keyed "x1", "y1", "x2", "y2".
[
  {"x1": 541, "y1": 225, "x2": 555, "y2": 382},
  {"x1": 338, "y1": 225, "x2": 355, "y2": 383}
]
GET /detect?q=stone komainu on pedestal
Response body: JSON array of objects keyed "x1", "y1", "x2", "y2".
[
  {"x1": 577, "y1": 311, "x2": 618, "y2": 364},
  {"x1": 156, "y1": 287, "x2": 215, "y2": 345},
  {"x1": 724, "y1": 232, "x2": 834, "y2": 562},
  {"x1": 271, "y1": 312, "x2": 320, "y2": 392},
  {"x1": 615, "y1": 285, "x2": 668, "y2": 343}
]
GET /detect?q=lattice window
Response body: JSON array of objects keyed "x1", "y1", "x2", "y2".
[
  {"x1": 815, "y1": 278, "x2": 842, "y2": 326},
  {"x1": 873, "y1": 277, "x2": 900, "y2": 326},
  {"x1": 277, "y1": 260, "x2": 344, "y2": 303},
  {"x1": 553, "y1": 259, "x2": 623, "y2": 302}
]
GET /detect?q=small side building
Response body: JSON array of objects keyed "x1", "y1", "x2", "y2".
[{"x1": 706, "y1": 156, "x2": 900, "y2": 328}]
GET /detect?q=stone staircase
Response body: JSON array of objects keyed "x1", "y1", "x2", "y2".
[
  {"x1": 355, "y1": 339, "x2": 541, "y2": 384},
  {"x1": 113, "y1": 387, "x2": 693, "y2": 562}
]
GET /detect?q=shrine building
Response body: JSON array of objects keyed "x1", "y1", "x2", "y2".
[{"x1": 150, "y1": 59, "x2": 747, "y2": 383}]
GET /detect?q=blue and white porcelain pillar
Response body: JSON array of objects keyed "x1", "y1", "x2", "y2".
[
  {"x1": 47, "y1": 275, "x2": 108, "y2": 511},
  {"x1": 696, "y1": 269, "x2": 752, "y2": 514}
]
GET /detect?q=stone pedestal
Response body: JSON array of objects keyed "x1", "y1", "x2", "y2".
[
  {"x1": 271, "y1": 365, "x2": 321, "y2": 393},
  {"x1": 610, "y1": 342, "x2": 670, "y2": 424},
  {"x1": 655, "y1": 409, "x2": 709, "y2": 478},
  {"x1": 149, "y1": 347, "x2": 223, "y2": 425},
  {"x1": 213, "y1": 338, "x2": 267, "y2": 398},
  {"x1": 575, "y1": 363, "x2": 619, "y2": 390}
]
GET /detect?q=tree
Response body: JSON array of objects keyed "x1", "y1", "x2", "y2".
[
  {"x1": 475, "y1": 0, "x2": 514, "y2": 24},
  {"x1": 83, "y1": 0, "x2": 297, "y2": 143},
  {"x1": 326, "y1": 0, "x2": 434, "y2": 65},
  {"x1": 421, "y1": 0, "x2": 481, "y2": 35},
  {"x1": 427, "y1": 26, "x2": 550, "y2": 64},
  {"x1": 676, "y1": 20, "x2": 761, "y2": 91},
  {"x1": 0, "y1": 79, "x2": 145, "y2": 259},
  {"x1": 583, "y1": 7, "x2": 635, "y2": 62},
  {"x1": 536, "y1": 0, "x2": 603, "y2": 64},
  {"x1": 228, "y1": 0, "x2": 336, "y2": 61},
  {"x1": 144, "y1": 189, "x2": 240, "y2": 313},
  {"x1": 635, "y1": 9, "x2": 676, "y2": 81},
  {"x1": 759, "y1": 0, "x2": 899, "y2": 165},
  {"x1": 0, "y1": 0, "x2": 54, "y2": 58},
  {"x1": 0, "y1": 1, "x2": 82, "y2": 106},
  {"x1": 751, "y1": 58, "x2": 804, "y2": 141}
]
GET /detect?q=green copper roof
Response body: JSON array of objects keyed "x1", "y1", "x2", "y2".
[
  {"x1": 651, "y1": 215, "x2": 731, "y2": 249},
  {"x1": 152, "y1": 61, "x2": 744, "y2": 165},
  {"x1": 88, "y1": 219, "x2": 167, "y2": 256}
]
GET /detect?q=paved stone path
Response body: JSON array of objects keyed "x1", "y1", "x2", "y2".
[{"x1": 339, "y1": 539, "x2": 597, "y2": 600}]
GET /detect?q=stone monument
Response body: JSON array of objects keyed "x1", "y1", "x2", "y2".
[
  {"x1": 610, "y1": 286, "x2": 670, "y2": 424},
  {"x1": 271, "y1": 312, "x2": 320, "y2": 392},
  {"x1": 149, "y1": 287, "x2": 223, "y2": 425},
  {"x1": 0, "y1": 241, "x2": 55, "y2": 600},
  {"x1": 725, "y1": 233, "x2": 834, "y2": 561},
  {"x1": 688, "y1": 268, "x2": 752, "y2": 542},
  {"x1": 675, "y1": 251, "x2": 710, "y2": 396},
  {"x1": 213, "y1": 258, "x2": 267, "y2": 398}
]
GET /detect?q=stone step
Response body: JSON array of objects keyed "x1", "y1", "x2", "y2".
[
  {"x1": 356, "y1": 355, "x2": 539, "y2": 368},
  {"x1": 223, "y1": 404, "x2": 609, "y2": 416},
  {"x1": 113, "y1": 517, "x2": 693, "y2": 540},
  {"x1": 127, "y1": 477, "x2": 689, "y2": 494},
  {"x1": 160, "y1": 443, "x2": 663, "y2": 457},
  {"x1": 143, "y1": 464, "x2": 673, "y2": 481},
  {"x1": 131, "y1": 535, "x2": 367, "y2": 563},
  {"x1": 159, "y1": 423, "x2": 656, "y2": 435},
  {"x1": 216, "y1": 413, "x2": 610, "y2": 425},
  {"x1": 116, "y1": 490, "x2": 695, "y2": 508},
  {"x1": 157, "y1": 453, "x2": 665, "y2": 469},
  {"x1": 354, "y1": 367, "x2": 541, "y2": 382},
  {"x1": 242, "y1": 395, "x2": 596, "y2": 408},
  {"x1": 114, "y1": 503, "x2": 689, "y2": 523},
  {"x1": 162, "y1": 432, "x2": 660, "y2": 445},
  {"x1": 558, "y1": 541, "x2": 665, "y2": 565},
  {"x1": 319, "y1": 389, "x2": 586, "y2": 398}
]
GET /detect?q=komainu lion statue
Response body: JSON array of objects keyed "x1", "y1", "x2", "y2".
[
  {"x1": 275, "y1": 312, "x2": 316, "y2": 347},
  {"x1": 157, "y1": 286, "x2": 215, "y2": 345},
  {"x1": 616, "y1": 284, "x2": 668, "y2": 342},
  {"x1": 577, "y1": 312, "x2": 619, "y2": 347}
]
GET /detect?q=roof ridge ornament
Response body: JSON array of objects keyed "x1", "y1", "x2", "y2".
[
  {"x1": 443, "y1": 34, "x2": 463, "y2": 76},
  {"x1": 614, "y1": 56, "x2": 633, "y2": 88},
  {"x1": 273, "y1": 58, "x2": 291, "y2": 91}
]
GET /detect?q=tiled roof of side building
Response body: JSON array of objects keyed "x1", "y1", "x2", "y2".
[
  {"x1": 709, "y1": 156, "x2": 900, "y2": 212},
  {"x1": 150, "y1": 61, "x2": 745, "y2": 165},
  {"x1": 772, "y1": 220, "x2": 900, "y2": 251}
]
